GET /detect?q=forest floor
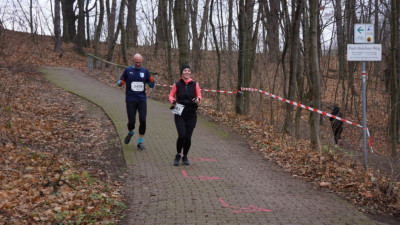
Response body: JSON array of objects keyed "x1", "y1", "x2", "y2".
[{"x1": 0, "y1": 30, "x2": 399, "y2": 224}]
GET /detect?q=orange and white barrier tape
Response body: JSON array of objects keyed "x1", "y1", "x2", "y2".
[
  {"x1": 156, "y1": 84, "x2": 237, "y2": 94},
  {"x1": 200, "y1": 89, "x2": 237, "y2": 94}
]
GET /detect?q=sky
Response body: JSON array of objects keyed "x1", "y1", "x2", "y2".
[{"x1": 1, "y1": 0, "x2": 380, "y2": 51}]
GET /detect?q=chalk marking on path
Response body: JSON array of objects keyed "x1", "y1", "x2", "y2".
[
  {"x1": 218, "y1": 197, "x2": 272, "y2": 213},
  {"x1": 181, "y1": 170, "x2": 222, "y2": 180}
]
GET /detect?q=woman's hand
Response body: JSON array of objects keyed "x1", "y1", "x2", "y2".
[
  {"x1": 192, "y1": 98, "x2": 200, "y2": 105},
  {"x1": 170, "y1": 100, "x2": 176, "y2": 109}
]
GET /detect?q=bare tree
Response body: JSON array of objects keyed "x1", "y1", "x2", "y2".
[
  {"x1": 309, "y1": 0, "x2": 321, "y2": 151},
  {"x1": 264, "y1": 0, "x2": 280, "y2": 62},
  {"x1": 119, "y1": 0, "x2": 128, "y2": 64},
  {"x1": 105, "y1": 0, "x2": 117, "y2": 62},
  {"x1": 94, "y1": 0, "x2": 105, "y2": 57},
  {"x1": 190, "y1": 0, "x2": 210, "y2": 72},
  {"x1": 76, "y1": 0, "x2": 85, "y2": 54},
  {"x1": 126, "y1": 0, "x2": 138, "y2": 48},
  {"x1": 29, "y1": 0, "x2": 33, "y2": 34},
  {"x1": 155, "y1": 0, "x2": 168, "y2": 48},
  {"x1": 235, "y1": 0, "x2": 260, "y2": 115},
  {"x1": 85, "y1": 0, "x2": 97, "y2": 47},
  {"x1": 227, "y1": 0, "x2": 233, "y2": 52},
  {"x1": 389, "y1": 0, "x2": 398, "y2": 157},
  {"x1": 54, "y1": 0, "x2": 62, "y2": 53},
  {"x1": 283, "y1": 0, "x2": 303, "y2": 133},
  {"x1": 0, "y1": 19, "x2": 3, "y2": 39},
  {"x1": 61, "y1": 0, "x2": 76, "y2": 43},
  {"x1": 210, "y1": 0, "x2": 221, "y2": 110},
  {"x1": 174, "y1": 0, "x2": 189, "y2": 66},
  {"x1": 340, "y1": 0, "x2": 358, "y2": 111},
  {"x1": 333, "y1": 0, "x2": 347, "y2": 105}
]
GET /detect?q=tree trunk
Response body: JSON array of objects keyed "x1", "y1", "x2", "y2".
[
  {"x1": 54, "y1": 0, "x2": 62, "y2": 53},
  {"x1": 309, "y1": 0, "x2": 321, "y2": 151},
  {"x1": 210, "y1": 0, "x2": 221, "y2": 111},
  {"x1": 127, "y1": 0, "x2": 138, "y2": 48},
  {"x1": 94, "y1": 0, "x2": 105, "y2": 57},
  {"x1": 333, "y1": 0, "x2": 347, "y2": 106},
  {"x1": 191, "y1": 0, "x2": 210, "y2": 72},
  {"x1": 227, "y1": 0, "x2": 233, "y2": 52},
  {"x1": 76, "y1": 0, "x2": 85, "y2": 55},
  {"x1": 156, "y1": 0, "x2": 168, "y2": 49},
  {"x1": 105, "y1": 0, "x2": 117, "y2": 62},
  {"x1": 167, "y1": 0, "x2": 174, "y2": 84},
  {"x1": 0, "y1": 19, "x2": 4, "y2": 39},
  {"x1": 235, "y1": 0, "x2": 260, "y2": 115},
  {"x1": 235, "y1": 0, "x2": 245, "y2": 114},
  {"x1": 281, "y1": 0, "x2": 290, "y2": 99},
  {"x1": 107, "y1": 22, "x2": 121, "y2": 64},
  {"x1": 174, "y1": 0, "x2": 189, "y2": 66},
  {"x1": 389, "y1": 0, "x2": 398, "y2": 157},
  {"x1": 119, "y1": 0, "x2": 128, "y2": 65},
  {"x1": 345, "y1": 0, "x2": 357, "y2": 110},
  {"x1": 61, "y1": 0, "x2": 76, "y2": 43},
  {"x1": 373, "y1": 0, "x2": 381, "y2": 96},
  {"x1": 217, "y1": 0, "x2": 226, "y2": 50},
  {"x1": 283, "y1": 0, "x2": 303, "y2": 133},
  {"x1": 30, "y1": 0, "x2": 34, "y2": 34},
  {"x1": 397, "y1": 0, "x2": 400, "y2": 147},
  {"x1": 265, "y1": 0, "x2": 280, "y2": 62},
  {"x1": 85, "y1": 0, "x2": 91, "y2": 46}
]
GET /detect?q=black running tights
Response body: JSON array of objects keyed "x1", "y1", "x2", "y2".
[
  {"x1": 126, "y1": 101, "x2": 147, "y2": 135},
  {"x1": 174, "y1": 112, "x2": 197, "y2": 156}
]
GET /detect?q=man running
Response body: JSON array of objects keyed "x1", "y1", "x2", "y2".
[{"x1": 117, "y1": 53, "x2": 155, "y2": 150}]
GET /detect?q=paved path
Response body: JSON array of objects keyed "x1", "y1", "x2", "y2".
[{"x1": 40, "y1": 66, "x2": 377, "y2": 225}]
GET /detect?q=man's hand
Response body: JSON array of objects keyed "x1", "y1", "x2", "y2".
[
  {"x1": 149, "y1": 76, "x2": 154, "y2": 83},
  {"x1": 117, "y1": 79, "x2": 125, "y2": 87}
]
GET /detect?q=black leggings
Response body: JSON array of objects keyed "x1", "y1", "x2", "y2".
[
  {"x1": 126, "y1": 101, "x2": 147, "y2": 135},
  {"x1": 174, "y1": 112, "x2": 197, "y2": 156},
  {"x1": 333, "y1": 126, "x2": 343, "y2": 144}
]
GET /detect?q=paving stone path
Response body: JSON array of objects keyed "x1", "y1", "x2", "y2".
[{"x1": 40, "y1": 66, "x2": 378, "y2": 225}]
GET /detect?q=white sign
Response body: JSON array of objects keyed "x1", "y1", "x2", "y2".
[
  {"x1": 347, "y1": 44, "x2": 382, "y2": 61},
  {"x1": 354, "y1": 24, "x2": 374, "y2": 43},
  {"x1": 171, "y1": 103, "x2": 185, "y2": 116}
]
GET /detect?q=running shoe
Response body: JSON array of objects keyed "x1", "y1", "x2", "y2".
[
  {"x1": 124, "y1": 133, "x2": 133, "y2": 144},
  {"x1": 137, "y1": 142, "x2": 146, "y2": 151},
  {"x1": 182, "y1": 155, "x2": 190, "y2": 165},
  {"x1": 174, "y1": 154, "x2": 181, "y2": 166}
]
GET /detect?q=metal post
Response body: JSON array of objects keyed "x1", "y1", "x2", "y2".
[
  {"x1": 90, "y1": 56, "x2": 93, "y2": 72},
  {"x1": 87, "y1": 56, "x2": 90, "y2": 70},
  {"x1": 362, "y1": 61, "x2": 368, "y2": 169},
  {"x1": 117, "y1": 66, "x2": 119, "y2": 80},
  {"x1": 108, "y1": 64, "x2": 111, "y2": 83},
  {"x1": 102, "y1": 61, "x2": 104, "y2": 78}
]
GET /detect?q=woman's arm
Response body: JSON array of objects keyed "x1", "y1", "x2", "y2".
[{"x1": 169, "y1": 83, "x2": 177, "y2": 103}]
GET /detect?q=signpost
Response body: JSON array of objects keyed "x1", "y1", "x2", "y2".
[
  {"x1": 354, "y1": 24, "x2": 374, "y2": 44},
  {"x1": 348, "y1": 24, "x2": 382, "y2": 169},
  {"x1": 347, "y1": 44, "x2": 382, "y2": 61}
]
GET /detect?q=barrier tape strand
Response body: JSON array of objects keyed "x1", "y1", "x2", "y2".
[{"x1": 241, "y1": 87, "x2": 374, "y2": 153}]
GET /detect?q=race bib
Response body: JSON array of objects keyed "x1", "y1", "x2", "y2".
[
  {"x1": 172, "y1": 103, "x2": 185, "y2": 116},
  {"x1": 131, "y1": 82, "x2": 144, "y2": 92}
]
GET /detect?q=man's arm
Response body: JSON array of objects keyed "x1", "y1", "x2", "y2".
[{"x1": 117, "y1": 69, "x2": 127, "y2": 86}]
